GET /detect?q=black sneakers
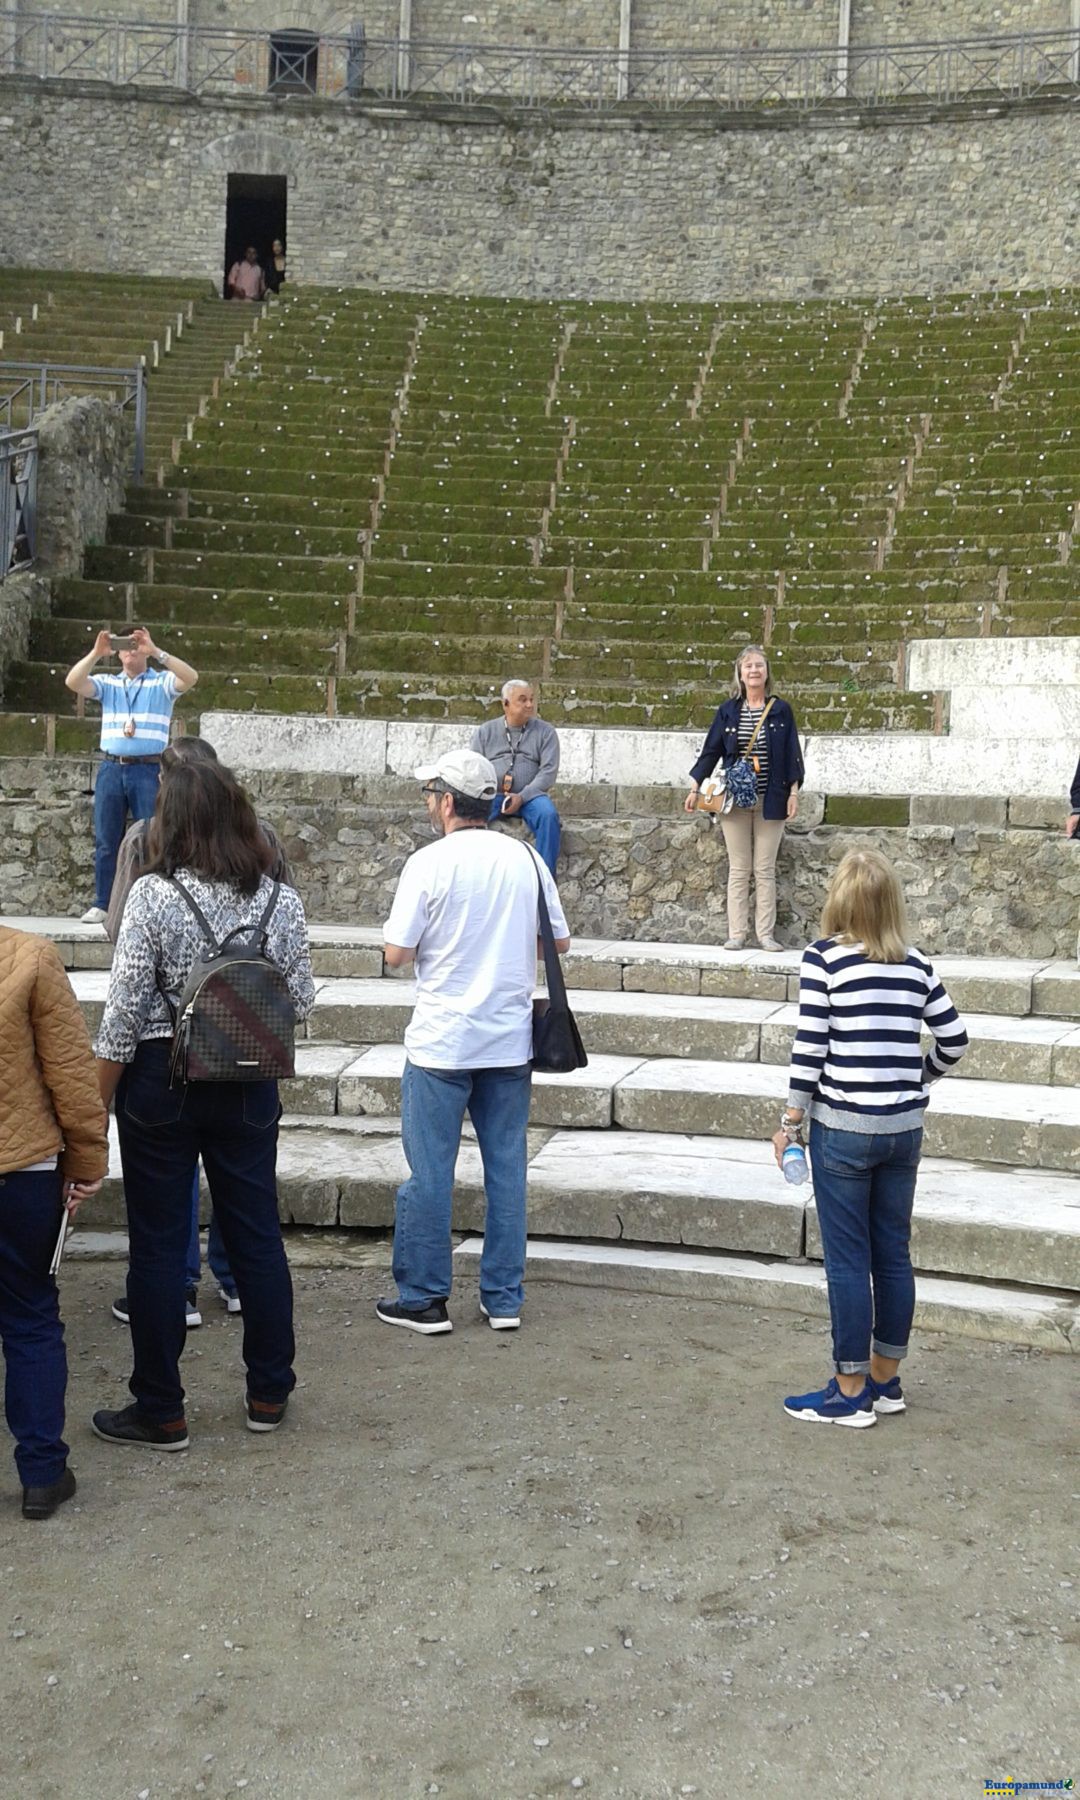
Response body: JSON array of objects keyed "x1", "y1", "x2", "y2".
[
  {"x1": 111, "y1": 1288, "x2": 203, "y2": 1329},
  {"x1": 22, "y1": 1467, "x2": 77, "y2": 1520},
  {"x1": 92, "y1": 1404, "x2": 190, "y2": 1451},
  {"x1": 375, "y1": 1297, "x2": 453, "y2": 1335},
  {"x1": 245, "y1": 1395, "x2": 288, "y2": 1433}
]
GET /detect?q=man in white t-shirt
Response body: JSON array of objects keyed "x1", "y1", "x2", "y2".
[{"x1": 376, "y1": 748, "x2": 570, "y2": 1337}]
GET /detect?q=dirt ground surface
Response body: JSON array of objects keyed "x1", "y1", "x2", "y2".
[{"x1": 0, "y1": 1252, "x2": 1075, "y2": 1800}]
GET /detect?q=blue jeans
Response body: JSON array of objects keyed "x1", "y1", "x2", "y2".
[
  {"x1": 116, "y1": 1040, "x2": 295, "y2": 1419},
  {"x1": 809, "y1": 1121, "x2": 922, "y2": 1375},
  {"x1": 184, "y1": 1168, "x2": 236, "y2": 1295},
  {"x1": 488, "y1": 795, "x2": 561, "y2": 877},
  {"x1": 93, "y1": 757, "x2": 160, "y2": 909},
  {"x1": 0, "y1": 1168, "x2": 68, "y2": 1487},
  {"x1": 393, "y1": 1060, "x2": 532, "y2": 1315}
]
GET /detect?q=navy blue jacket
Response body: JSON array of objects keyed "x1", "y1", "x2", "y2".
[
  {"x1": 1070, "y1": 754, "x2": 1080, "y2": 814},
  {"x1": 689, "y1": 695, "x2": 805, "y2": 822}
]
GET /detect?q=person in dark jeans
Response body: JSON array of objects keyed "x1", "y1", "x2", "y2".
[
  {"x1": 105, "y1": 736, "x2": 295, "y2": 1326},
  {"x1": 0, "y1": 924, "x2": 108, "y2": 1517},
  {"x1": 773, "y1": 850, "x2": 968, "y2": 1428},
  {"x1": 92, "y1": 760, "x2": 314, "y2": 1449}
]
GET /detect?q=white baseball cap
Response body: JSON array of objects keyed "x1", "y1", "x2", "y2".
[{"x1": 413, "y1": 748, "x2": 498, "y2": 800}]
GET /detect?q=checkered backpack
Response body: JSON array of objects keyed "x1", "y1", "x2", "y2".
[{"x1": 158, "y1": 877, "x2": 297, "y2": 1086}]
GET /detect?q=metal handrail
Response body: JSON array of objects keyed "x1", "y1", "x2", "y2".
[
  {"x1": 0, "y1": 361, "x2": 146, "y2": 479},
  {"x1": 0, "y1": 11, "x2": 1077, "y2": 111},
  {"x1": 1, "y1": 427, "x2": 37, "y2": 582}
]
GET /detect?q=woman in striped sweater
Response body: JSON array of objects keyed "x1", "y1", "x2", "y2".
[{"x1": 774, "y1": 849, "x2": 968, "y2": 1428}]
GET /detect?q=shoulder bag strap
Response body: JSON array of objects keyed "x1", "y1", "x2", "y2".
[
  {"x1": 527, "y1": 847, "x2": 569, "y2": 1013},
  {"x1": 742, "y1": 697, "x2": 776, "y2": 759}
]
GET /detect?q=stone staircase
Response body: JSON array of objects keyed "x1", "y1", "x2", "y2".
[
  {"x1": 3, "y1": 284, "x2": 1077, "y2": 745},
  {"x1": 14, "y1": 917, "x2": 1079, "y2": 1353}
]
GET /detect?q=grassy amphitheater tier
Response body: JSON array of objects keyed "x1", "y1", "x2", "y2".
[
  {"x1": 0, "y1": 272, "x2": 263, "y2": 468},
  {"x1": 2, "y1": 283, "x2": 1077, "y2": 750}
]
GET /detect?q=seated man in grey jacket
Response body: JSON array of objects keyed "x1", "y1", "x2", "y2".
[{"x1": 470, "y1": 680, "x2": 561, "y2": 876}]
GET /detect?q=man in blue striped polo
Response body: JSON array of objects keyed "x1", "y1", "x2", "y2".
[{"x1": 64, "y1": 626, "x2": 199, "y2": 924}]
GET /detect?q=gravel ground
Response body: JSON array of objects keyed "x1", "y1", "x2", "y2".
[{"x1": 0, "y1": 1253, "x2": 1075, "y2": 1800}]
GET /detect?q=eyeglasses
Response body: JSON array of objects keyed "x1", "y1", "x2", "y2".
[{"x1": 421, "y1": 783, "x2": 444, "y2": 799}]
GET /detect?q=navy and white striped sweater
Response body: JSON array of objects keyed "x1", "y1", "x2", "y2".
[{"x1": 788, "y1": 937, "x2": 968, "y2": 1133}]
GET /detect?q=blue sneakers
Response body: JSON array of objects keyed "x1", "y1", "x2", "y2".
[
  {"x1": 783, "y1": 1376, "x2": 877, "y2": 1428},
  {"x1": 868, "y1": 1375, "x2": 906, "y2": 1415}
]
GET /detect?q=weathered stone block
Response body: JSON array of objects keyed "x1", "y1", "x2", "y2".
[
  {"x1": 1009, "y1": 796, "x2": 1065, "y2": 829},
  {"x1": 622, "y1": 959, "x2": 701, "y2": 996},
  {"x1": 1032, "y1": 966, "x2": 1080, "y2": 1021},
  {"x1": 701, "y1": 965, "x2": 789, "y2": 1000},
  {"x1": 285, "y1": 1046, "x2": 359, "y2": 1115},
  {"x1": 910, "y1": 795, "x2": 1007, "y2": 828}
]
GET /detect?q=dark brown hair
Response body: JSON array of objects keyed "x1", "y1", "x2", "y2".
[
  {"x1": 160, "y1": 736, "x2": 218, "y2": 774},
  {"x1": 148, "y1": 761, "x2": 272, "y2": 896}
]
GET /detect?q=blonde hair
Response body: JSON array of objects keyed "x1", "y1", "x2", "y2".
[
  {"x1": 821, "y1": 849, "x2": 910, "y2": 964},
  {"x1": 731, "y1": 644, "x2": 772, "y2": 700}
]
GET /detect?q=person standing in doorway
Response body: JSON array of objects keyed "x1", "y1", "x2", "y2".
[
  {"x1": 265, "y1": 239, "x2": 287, "y2": 295},
  {"x1": 64, "y1": 626, "x2": 199, "y2": 925},
  {"x1": 470, "y1": 680, "x2": 562, "y2": 878},
  {"x1": 377, "y1": 749, "x2": 570, "y2": 1336},
  {"x1": 227, "y1": 246, "x2": 266, "y2": 302}
]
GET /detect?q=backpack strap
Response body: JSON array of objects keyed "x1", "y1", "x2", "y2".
[
  {"x1": 165, "y1": 875, "x2": 222, "y2": 952},
  {"x1": 257, "y1": 878, "x2": 282, "y2": 942}
]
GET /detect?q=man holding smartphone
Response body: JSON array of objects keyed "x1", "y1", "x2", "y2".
[
  {"x1": 470, "y1": 679, "x2": 562, "y2": 877},
  {"x1": 64, "y1": 626, "x2": 199, "y2": 924}
]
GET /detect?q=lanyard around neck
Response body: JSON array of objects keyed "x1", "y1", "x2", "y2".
[{"x1": 123, "y1": 674, "x2": 146, "y2": 722}]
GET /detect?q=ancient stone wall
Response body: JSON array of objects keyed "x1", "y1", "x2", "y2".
[
  {"x1": 850, "y1": 1, "x2": 1069, "y2": 45},
  {"x1": 0, "y1": 83, "x2": 1077, "y2": 300},
  {"x1": 32, "y1": 396, "x2": 131, "y2": 578},
  {"x1": 0, "y1": 396, "x2": 129, "y2": 703},
  {"x1": 12, "y1": 2, "x2": 1068, "y2": 48},
  {"x1": 3, "y1": 759, "x2": 1075, "y2": 957}
]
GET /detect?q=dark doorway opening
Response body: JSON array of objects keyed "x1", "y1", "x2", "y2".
[{"x1": 223, "y1": 174, "x2": 287, "y2": 300}]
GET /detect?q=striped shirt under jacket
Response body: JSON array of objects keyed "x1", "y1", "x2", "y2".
[{"x1": 788, "y1": 937, "x2": 968, "y2": 1133}]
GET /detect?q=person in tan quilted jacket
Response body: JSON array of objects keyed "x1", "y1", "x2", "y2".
[{"x1": 0, "y1": 925, "x2": 108, "y2": 1519}]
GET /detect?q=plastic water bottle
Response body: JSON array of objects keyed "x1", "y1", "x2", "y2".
[{"x1": 781, "y1": 1142, "x2": 809, "y2": 1186}]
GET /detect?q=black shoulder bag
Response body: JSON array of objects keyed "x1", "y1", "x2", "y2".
[{"x1": 528, "y1": 851, "x2": 588, "y2": 1074}]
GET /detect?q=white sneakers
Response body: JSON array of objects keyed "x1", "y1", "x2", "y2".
[
  {"x1": 80, "y1": 906, "x2": 107, "y2": 925},
  {"x1": 480, "y1": 1303, "x2": 521, "y2": 1331}
]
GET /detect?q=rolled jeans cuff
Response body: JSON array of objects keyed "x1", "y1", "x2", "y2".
[
  {"x1": 835, "y1": 1358, "x2": 871, "y2": 1376},
  {"x1": 872, "y1": 1337, "x2": 909, "y2": 1361}
]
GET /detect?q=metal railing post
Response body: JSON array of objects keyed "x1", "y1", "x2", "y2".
[
  {"x1": 836, "y1": 0, "x2": 851, "y2": 97},
  {"x1": 133, "y1": 363, "x2": 147, "y2": 482},
  {"x1": 1072, "y1": 0, "x2": 1080, "y2": 84}
]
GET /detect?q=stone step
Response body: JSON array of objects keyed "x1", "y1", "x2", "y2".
[
  {"x1": 56, "y1": 970, "x2": 1080, "y2": 1088},
  {"x1": 28, "y1": 925, "x2": 1079, "y2": 1021},
  {"x1": 455, "y1": 1241, "x2": 1079, "y2": 1354},
  {"x1": 285, "y1": 1042, "x2": 1080, "y2": 1172},
  {"x1": 86, "y1": 1115, "x2": 1080, "y2": 1296}
]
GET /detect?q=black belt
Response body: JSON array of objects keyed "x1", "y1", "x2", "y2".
[{"x1": 101, "y1": 752, "x2": 162, "y2": 765}]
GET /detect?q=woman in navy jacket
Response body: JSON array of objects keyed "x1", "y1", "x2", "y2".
[{"x1": 684, "y1": 645, "x2": 804, "y2": 950}]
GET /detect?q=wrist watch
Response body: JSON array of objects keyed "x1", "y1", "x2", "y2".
[{"x1": 157, "y1": 650, "x2": 170, "y2": 667}]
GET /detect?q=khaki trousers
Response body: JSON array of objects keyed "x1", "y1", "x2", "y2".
[{"x1": 719, "y1": 802, "x2": 786, "y2": 940}]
